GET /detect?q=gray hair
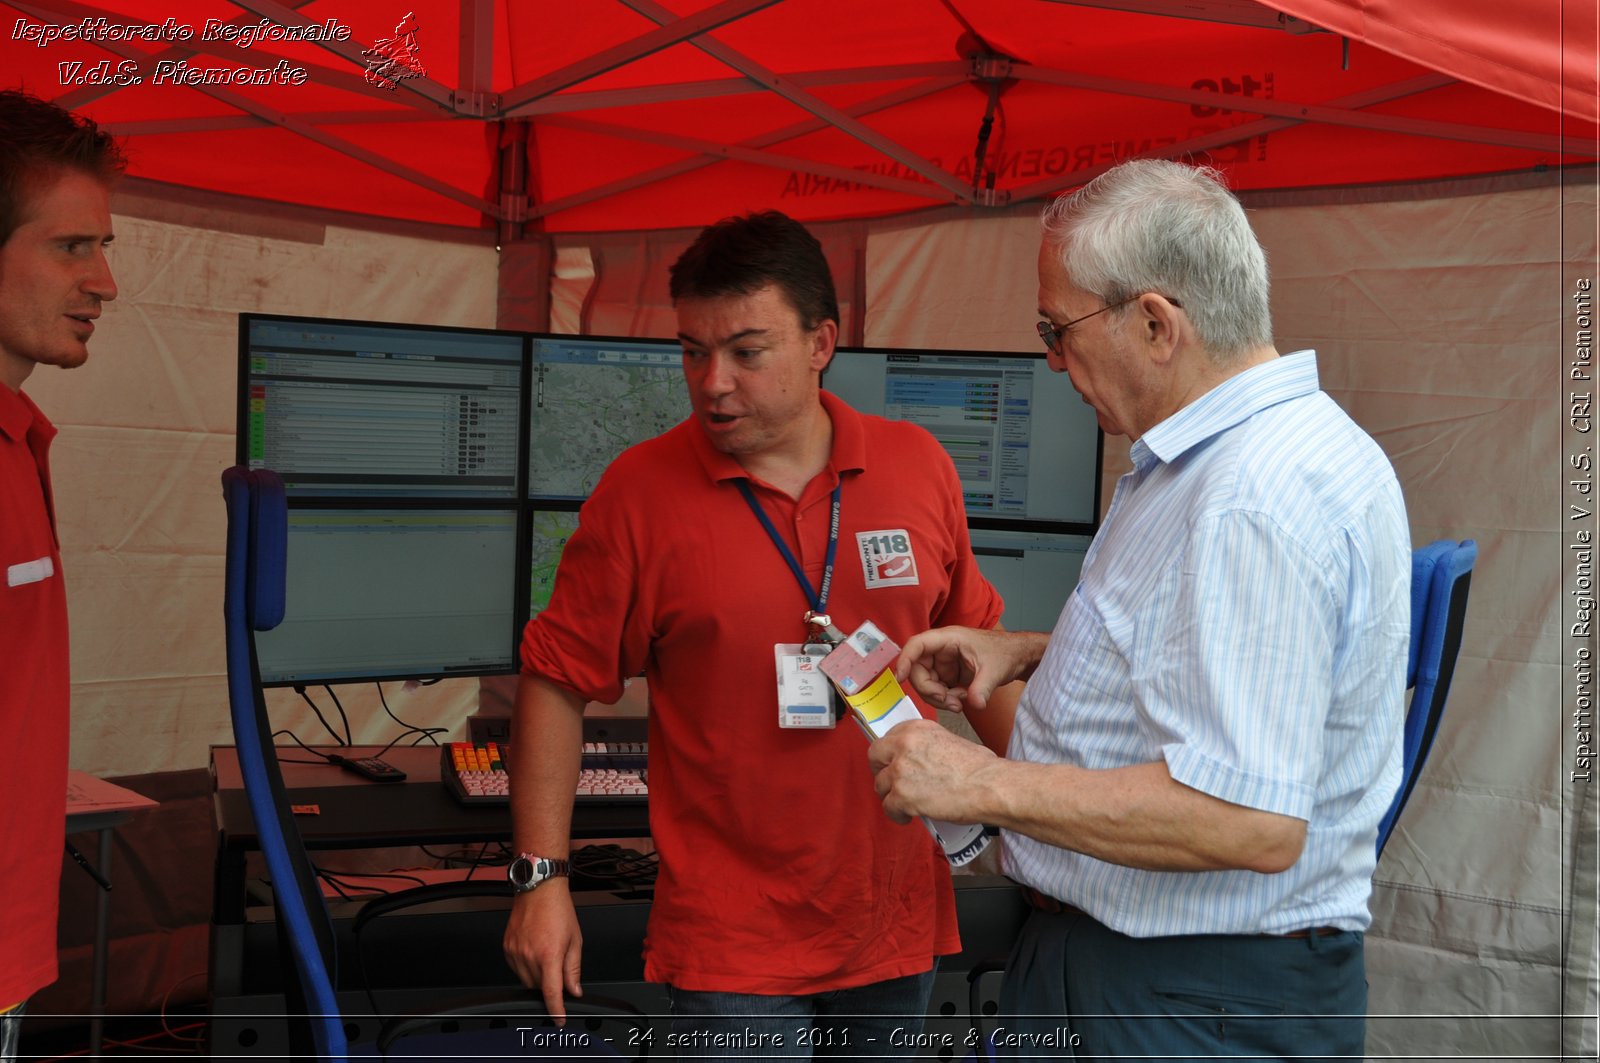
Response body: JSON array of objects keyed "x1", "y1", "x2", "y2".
[{"x1": 1040, "y1": 160, "x2": 1271, "y2": 360}]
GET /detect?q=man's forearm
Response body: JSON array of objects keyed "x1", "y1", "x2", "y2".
[
  {"x1": 967, "y1": 679, "x2": 1023, "y2": 755},
  {"x1": 973, "y1": 757, "x2": 1307, "y2": 874},
  {"x1": 508, "y1": 674, "x2": 586, "y2": 858}
]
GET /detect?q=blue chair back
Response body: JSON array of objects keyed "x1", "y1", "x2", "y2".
[
  {"x1": 1376, "y1": 538, "x2": 1477, "y2": 857},
  {"x1": 222, "y1": 466, "x2": 348, "y2": 1060}
]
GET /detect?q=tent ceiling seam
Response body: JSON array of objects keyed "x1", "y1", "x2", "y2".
[
  {"x1": 617, "y1": 0, "x2": 973, "y2": 203},
  {"x1": 1014, "y1": 67, "x2": 1574, "y2": 156},
  {"x1": 500, "y1": 0, "x2": 782, "y2": 111},
  {"x1": 524, "y1": 76, "x2": 964, "y2": 221}
]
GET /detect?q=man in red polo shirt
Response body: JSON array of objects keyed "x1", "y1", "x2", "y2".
[
  {"x1": 503, "y1": 211, "x2": 1011, "y2": 1056},
  {"x1": 0, "y1": 90, "x2": 124, "y2": 1061}
]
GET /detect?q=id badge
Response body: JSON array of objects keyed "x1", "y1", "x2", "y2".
[
  {"x1": 775, "y1": 644, "x2": 837, "y2": 729},
  {"x1": 818, "y1": 620, "x2": 991, "y2": 867}
]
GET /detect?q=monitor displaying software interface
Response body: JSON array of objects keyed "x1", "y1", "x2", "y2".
[
  {"x1": 240, "y1": 315, "x2": 529, "y2": 684},
  {"x1": 823, "y1": 346, "x2": 1101, "y2": 529},
  {"x1": 251, "y1": 508, "x2": 521, "y2": 685},
  {"x1": 968, "y1": 527, "x2": 1093, "y2": 633},
  {"x1": 242, "y1": 316, "x2": 525, "y2": 498},
  {"x1": 239, "y1": 317, "x2": 1102, "y2": 682}
]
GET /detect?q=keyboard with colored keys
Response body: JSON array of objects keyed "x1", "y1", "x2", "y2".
[{"x1": 441, "y1": 741, "x2": 649, "y2": 807}]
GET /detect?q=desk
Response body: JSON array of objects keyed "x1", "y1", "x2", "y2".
[
  {"x1": 208, "y1": 745, "x2": 650, "y2": 997},
  {"x1": 65, "y1": 772, "x2": 157, "y2": 1059}
]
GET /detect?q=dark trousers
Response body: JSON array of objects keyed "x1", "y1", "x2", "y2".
[{"x1": 995, "y1": 908, "x2": 1366, "y2": 1061}]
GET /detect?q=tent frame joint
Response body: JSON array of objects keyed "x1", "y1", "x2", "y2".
[
  {"x1": 452, "y1": 90, "x2": 501, "y2": 118},
  {"x1": 969, "y1": 55, "x2": 1014, "y2": 82}
]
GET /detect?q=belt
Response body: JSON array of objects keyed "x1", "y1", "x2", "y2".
[
  {"x1": 1273, "y1": 926, "x2": 1343, "y2": 939},
  {"x1": 1019, "y1": 885, "x2": 1341, "y2": 938}
]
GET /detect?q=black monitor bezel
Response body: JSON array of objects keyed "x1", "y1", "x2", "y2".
[
  {"x1": 251, "y1": 496, "x2": 528, "y2": 688},
  {"x1": 238, "y1": 312, "x2": 531, "y2": 686},
  {"x1": 236, "y1": 320, "x2": 1103, "y2": 685},
  {"x1": 237, "y1": 311, "x2": 531, "y2": 500}
]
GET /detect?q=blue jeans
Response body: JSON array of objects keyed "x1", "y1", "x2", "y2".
[
  {"x1": 667, "y1": 968, "x2": 937, "y2": 1060},
  {"x1": 997, "y1": 908, "x2": 1366, "y2": 1061}
]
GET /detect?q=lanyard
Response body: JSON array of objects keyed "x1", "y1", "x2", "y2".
[{"x1": 735, "y1": 478, "x2": 842, "y2": 636}]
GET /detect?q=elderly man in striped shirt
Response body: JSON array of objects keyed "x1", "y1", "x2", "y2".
[{"x1": 869, "y1": 158, "x2": 1409, "y2": 1060}]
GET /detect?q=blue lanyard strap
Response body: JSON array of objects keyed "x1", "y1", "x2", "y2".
[{"x1": 735, "y1": 479, "x2": 841, "y2": 616}]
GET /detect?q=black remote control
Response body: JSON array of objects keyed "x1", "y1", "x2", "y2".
[{"x1": 339, "y1": 756, "x2": 406, "y2": 783}]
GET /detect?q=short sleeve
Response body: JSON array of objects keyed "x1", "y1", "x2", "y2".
[
  {"x1": 519, "y1": 484, "x2": 649, "y2": 705},
  {"x1": 1143, "y1": 509, "x2": 1335, "y2": 820}
]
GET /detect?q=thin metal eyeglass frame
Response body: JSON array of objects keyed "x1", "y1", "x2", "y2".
[{"x1": 1036, "y1": 294, "x2": 1182, "y2": 352}]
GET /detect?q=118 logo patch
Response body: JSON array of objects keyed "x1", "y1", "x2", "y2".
[{"x1": 857, "y1": 529, "x2": 919, "y2": 588}]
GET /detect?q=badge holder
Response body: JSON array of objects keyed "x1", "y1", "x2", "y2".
[
  {"x1": 818, "y1": 620, "x2": 991, "y2": 867},
  {"x1": 774, "y1": 643, "x2": 838, "y2": 729}
]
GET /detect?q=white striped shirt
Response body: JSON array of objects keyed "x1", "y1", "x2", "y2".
[{"x1": 1004, "y1": 350, "x2": 1409, "y2": 936}]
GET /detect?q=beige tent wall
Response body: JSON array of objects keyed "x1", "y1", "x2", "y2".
[
  {"x1": 21, "y1": 188, "x2": 500, "y2": 779},
  {"x1": 857, "y1": 175, "x2": 1591, "y2": 1058}
]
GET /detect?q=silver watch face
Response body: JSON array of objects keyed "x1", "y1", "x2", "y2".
[
  {"x1": 508, "y1": 855, "x2": 565, "y2": 892},
  {"x1": 508, "y1": 856, "x2": 541, "y2": 891}
]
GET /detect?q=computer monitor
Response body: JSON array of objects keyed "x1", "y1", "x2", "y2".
[
  {"x1": 967, "y1": 526, "x2": 1093, "y2": 632},
  {"x1": 527, "y1": 333, "x2": 689, "y2": 501},
  {"x1": 824, "y1": 346, "x2": 1102, "y2": 531},
  {"x1": 253, "y1": 506, "x2": 523, "y2": 686},
  {"x1": 239, "y1": 314, "x2": 526, "y2": 499}
]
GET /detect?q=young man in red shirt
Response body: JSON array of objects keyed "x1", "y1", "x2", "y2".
[{"x1": 0, "y1": 89, "x2": 123, "y2": 1062}]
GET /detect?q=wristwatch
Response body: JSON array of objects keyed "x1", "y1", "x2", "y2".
[{"x1": 508, "y1": 853, "x2": 570, "y2": 893}]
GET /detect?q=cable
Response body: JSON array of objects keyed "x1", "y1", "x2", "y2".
[
  {"x1": 376, "y1": 682, "x2": 446, "y2": 746},
  {"x1": 294, "y1": 686, "x2": 347, "y2": 746},
  {"x1": 570, "y1": 843, "x2": 659, "y2": 891},
  {"x1": 321, "y1": 685, "x2": 354, "y2": 746},
  {"x1": 316, "y1": 866, "x2": 430, "y2": 899},
  {"x1": 421, "y1": 843, "x2": 509, "y2": 870},
  {"x1": 45, "y1": 1019, "x2": 208, "y2": 1057},
  {"x1": 271, "y1": 728, "x2": 340, "y2": 765},
  {"x1": 972, "y1": 79, "x2": 1000, "y2": 192},
  {"x1": 159, "y1": 971, "x2": 208, "y2": 1044},
  {"x1": 454, "y1": 838, "x2": 496, "y2": 877}
]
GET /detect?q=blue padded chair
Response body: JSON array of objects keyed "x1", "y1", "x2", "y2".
[
  {"x1": 222, "y1": 466, "x2": 347, "y2": 1058},
  {"x1": 222, "y1": 467, "x2": 642, "y2": 1060},
  {"x1": 1376, "y1": 538, "x2": 1478, "y2": 857}
]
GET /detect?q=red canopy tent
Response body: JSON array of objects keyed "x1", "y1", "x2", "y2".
[{"x1": 4, "y1": 0, "x2": 1595, "y2": 236}]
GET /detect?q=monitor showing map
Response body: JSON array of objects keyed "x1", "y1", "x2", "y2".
[
  {"x1": 825, "y1": 345, "x2": 1101, "y2": 532},
  {"x1": 527, "y1": 507, "x2": 582, "y2": 622},
  {"x1": 527, "y1": 333, "x2": 689, "y2": 501}
]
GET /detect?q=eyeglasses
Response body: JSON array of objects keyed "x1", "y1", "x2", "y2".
[{"x1": 1036, "y1": 294, "x2": 1182, "y2": 353}]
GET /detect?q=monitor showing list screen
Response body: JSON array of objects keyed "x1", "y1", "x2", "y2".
[
  {"x1": 240, "y1": 315, "x2": 525, "y2": 498},
  {"x1": 825, "y1": 346, "x2": 1101, "y2": 531},
  {"x1": 968, "y1": 527, "x2": 1094, "y2": 632},
  {"x1": 527, "y1": 333, "x2": 688, "y2": 500},
  {"x1": 253, "y1": 507, "x2": 522, "y2": 686}
]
